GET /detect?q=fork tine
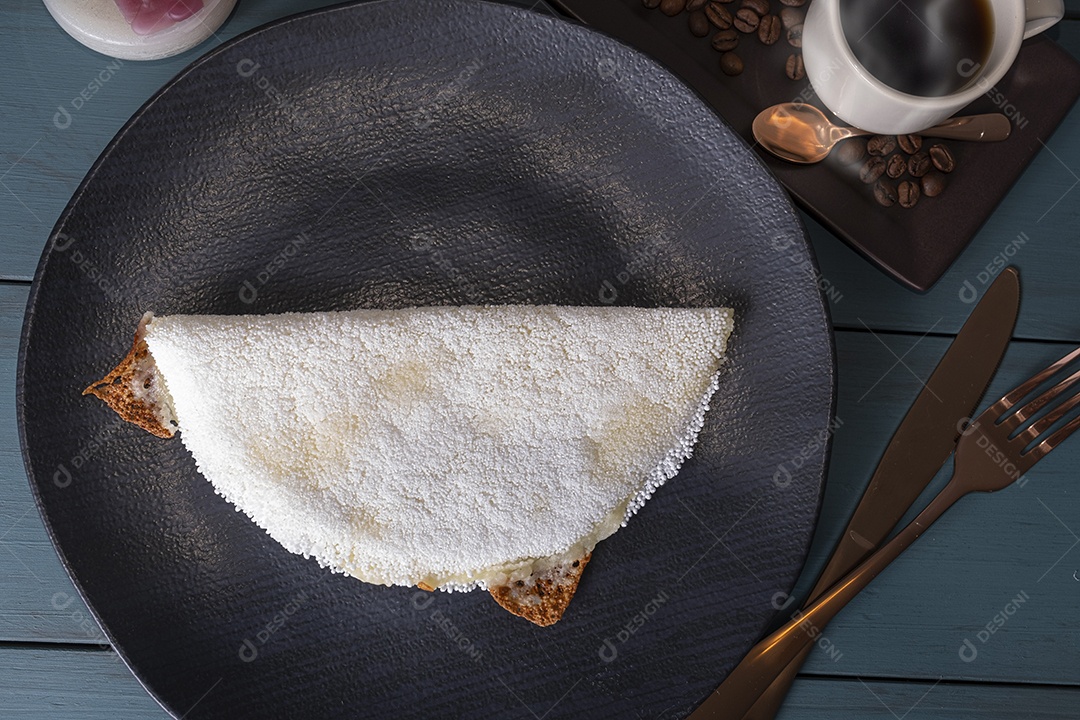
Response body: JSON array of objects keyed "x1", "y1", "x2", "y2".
[
  {"x1": 1026, "y1": 413, "x2": 1080, "y2": 463},
  {"x1": 1018, "y1": 385, "x2": 1080, "y2": 444},
  {"x1": 993, "y1": 346, "x2": 1080, "y2": 421},
  {"x1": 1002, "y1": 367, "x2": 1080, "y2": 432}
]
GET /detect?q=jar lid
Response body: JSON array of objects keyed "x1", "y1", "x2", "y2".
[{"x1": 42, "y1": 0, "x2": 237, "y2": 61}]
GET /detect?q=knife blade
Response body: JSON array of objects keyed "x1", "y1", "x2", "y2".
[
  {"x1": 694, "y1": 266, "x2": 1021, "y2": 720},
  {"x1": 811, "y1": 268, "x2": 1020, "y2": 593}
]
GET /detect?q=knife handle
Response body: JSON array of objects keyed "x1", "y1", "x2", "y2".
[
  {"x1": 738, "y1": 538, "x2": 877, "y2": 718},
  {"x1": 737, "y1": 640, "x2": 807, "y2": 719},
  {"x1": 690, "y1": 479, "x2": 966, "y2": 719}
]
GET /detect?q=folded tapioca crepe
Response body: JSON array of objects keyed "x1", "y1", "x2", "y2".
[{"x1": 85, "y1": 305, "x2": 734, "y2": 626}]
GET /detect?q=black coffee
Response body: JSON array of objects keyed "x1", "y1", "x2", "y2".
[{"x1": 839, "y1": 0, "x2": 995, "y2": 97}]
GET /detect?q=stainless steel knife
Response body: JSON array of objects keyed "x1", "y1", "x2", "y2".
[{"x1": 719, "y1": 267, "x2": 1021, "y2": 720}]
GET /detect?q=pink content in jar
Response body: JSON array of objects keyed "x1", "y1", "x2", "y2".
[{"x1": 113, "y1": 0, "x2": 205, "y2": 36}]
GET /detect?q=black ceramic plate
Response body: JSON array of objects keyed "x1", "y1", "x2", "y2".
[
  {"x1": 555, "y1": 0, "x2": 1080, "y2": 291},
  {"x1": 17, "y1": 1, "x2": 835, "y2": 718}
]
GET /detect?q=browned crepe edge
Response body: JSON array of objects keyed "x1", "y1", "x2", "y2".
[
  {"x1": 83, "y1": 314, "x2": 176, "y2": 439},
  {"x1": 488, "y1": 553, "x2": 591, "y2": 626}
]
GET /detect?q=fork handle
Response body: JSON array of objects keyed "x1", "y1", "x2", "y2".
[{"x1": 689, "y1": 479, "x2": 967, "y2": 720}]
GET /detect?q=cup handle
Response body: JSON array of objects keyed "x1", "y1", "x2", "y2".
[{"x1": 1023, "y1": 0, "x2": 1064, "y2": 39}]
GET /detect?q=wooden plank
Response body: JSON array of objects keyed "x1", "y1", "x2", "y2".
[
  {"x1": 0, "y1": 645, "x2": 1077, "y2": 719},
  {"x1": 0, "y1": 646, "x2": 170, "y2": 719},
  {"x1": 811, "y1": 22, "x2": 1080, "y2": 343},
  {"x1": 778, "y1": 677, "x2": 1080, "y2": 719}
]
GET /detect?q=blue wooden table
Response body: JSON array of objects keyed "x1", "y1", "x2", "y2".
[{"x1": 2, "y1": 1, "x2": 1080, "y2": 717}]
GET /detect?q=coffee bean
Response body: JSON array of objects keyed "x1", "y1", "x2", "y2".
[
  {"x1": 785, "y1": 53, "x2": 805, "y2": 80},
  {"x1": 897, "y1": 134, "x2": 922, "y2": 154},
  {"x1": 643, "y1": 0, "x2": 662, "y2": 7},
  {"x1": 720, "y1": 51, "x2": 744, "y2": 76},
  {"x1": 711, "y1": 29, "x2": 739, "y2": 51},
  {"x1": 780, "y1": 0, "x2": 806, "y2": 6},
  {"x1": 741, "y1": 0, "x2": 769, "y2": 15},
  {"x1": 898, "y1": 180, "x2": 920, "y2": 208},
  {"x1": 758, "y1": 14, "x2": 781, "y2": 44},
  {"x1": 921, "y1": 170, "x2": 947, "y2": 197},
  {"x1": 689, "y1": 10, "x2": 711, "y2": 35},
  {"x1": 837, "y1": 138, "x2": 867, "y2": 165},
  {"x1": 930, "y1": 143, "x2": 955, "y2": 172},
  {"x1": 860, "y1": 156, "x2": 885, "y2": 183},
  {"x1": 867, "y1": 135, "x2": 896, "y2": 156},
  {"x1": 734, "y1": 7, "x2": 760, "y2": 33},
  {"x1": 787, "y1": 24, "x2": 803, "y2": 47},
  {"x1": 874, "y1": 180, "x2": 898, "y2": 207},
  {"x1": 908, "y1": 151, "x2": 931, "y2": 177},
  {"x1": 706, "y1": 2, "x2": 733, "y2": 28},
  {"x1": 886, "y1": 153, "x2": 907, "y2": 179},
  {"x1": 686, "y1": 0, "x2": 708, "y2": 10},
  {"x1": 660, "y1": 0, "x2": 687, "y2": 16},
  {"x1": 780, "y1": 7, "x2": 804, "y2": 28}
]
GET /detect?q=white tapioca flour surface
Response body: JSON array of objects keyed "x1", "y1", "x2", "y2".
[{"x1": 144, "y1": 305, "x2": 734, "y2": 590}]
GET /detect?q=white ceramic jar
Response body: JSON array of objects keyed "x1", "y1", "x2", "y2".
[{"x1": 42, "y1": 0, "x2": 237, "y2": 61}]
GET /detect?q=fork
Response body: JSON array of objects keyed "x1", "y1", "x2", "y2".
[{"x1": 690, "y1": 346, "x2": 1080, "y2": 719}]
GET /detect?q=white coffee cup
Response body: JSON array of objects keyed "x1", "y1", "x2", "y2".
[{"x1": 803, "y1": 0, "x2": 1064, "y2": 134}]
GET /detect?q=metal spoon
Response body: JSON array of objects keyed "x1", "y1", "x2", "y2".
[{"x1": 752, "y1": 103, "x2": 1012, "y2": 164}]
